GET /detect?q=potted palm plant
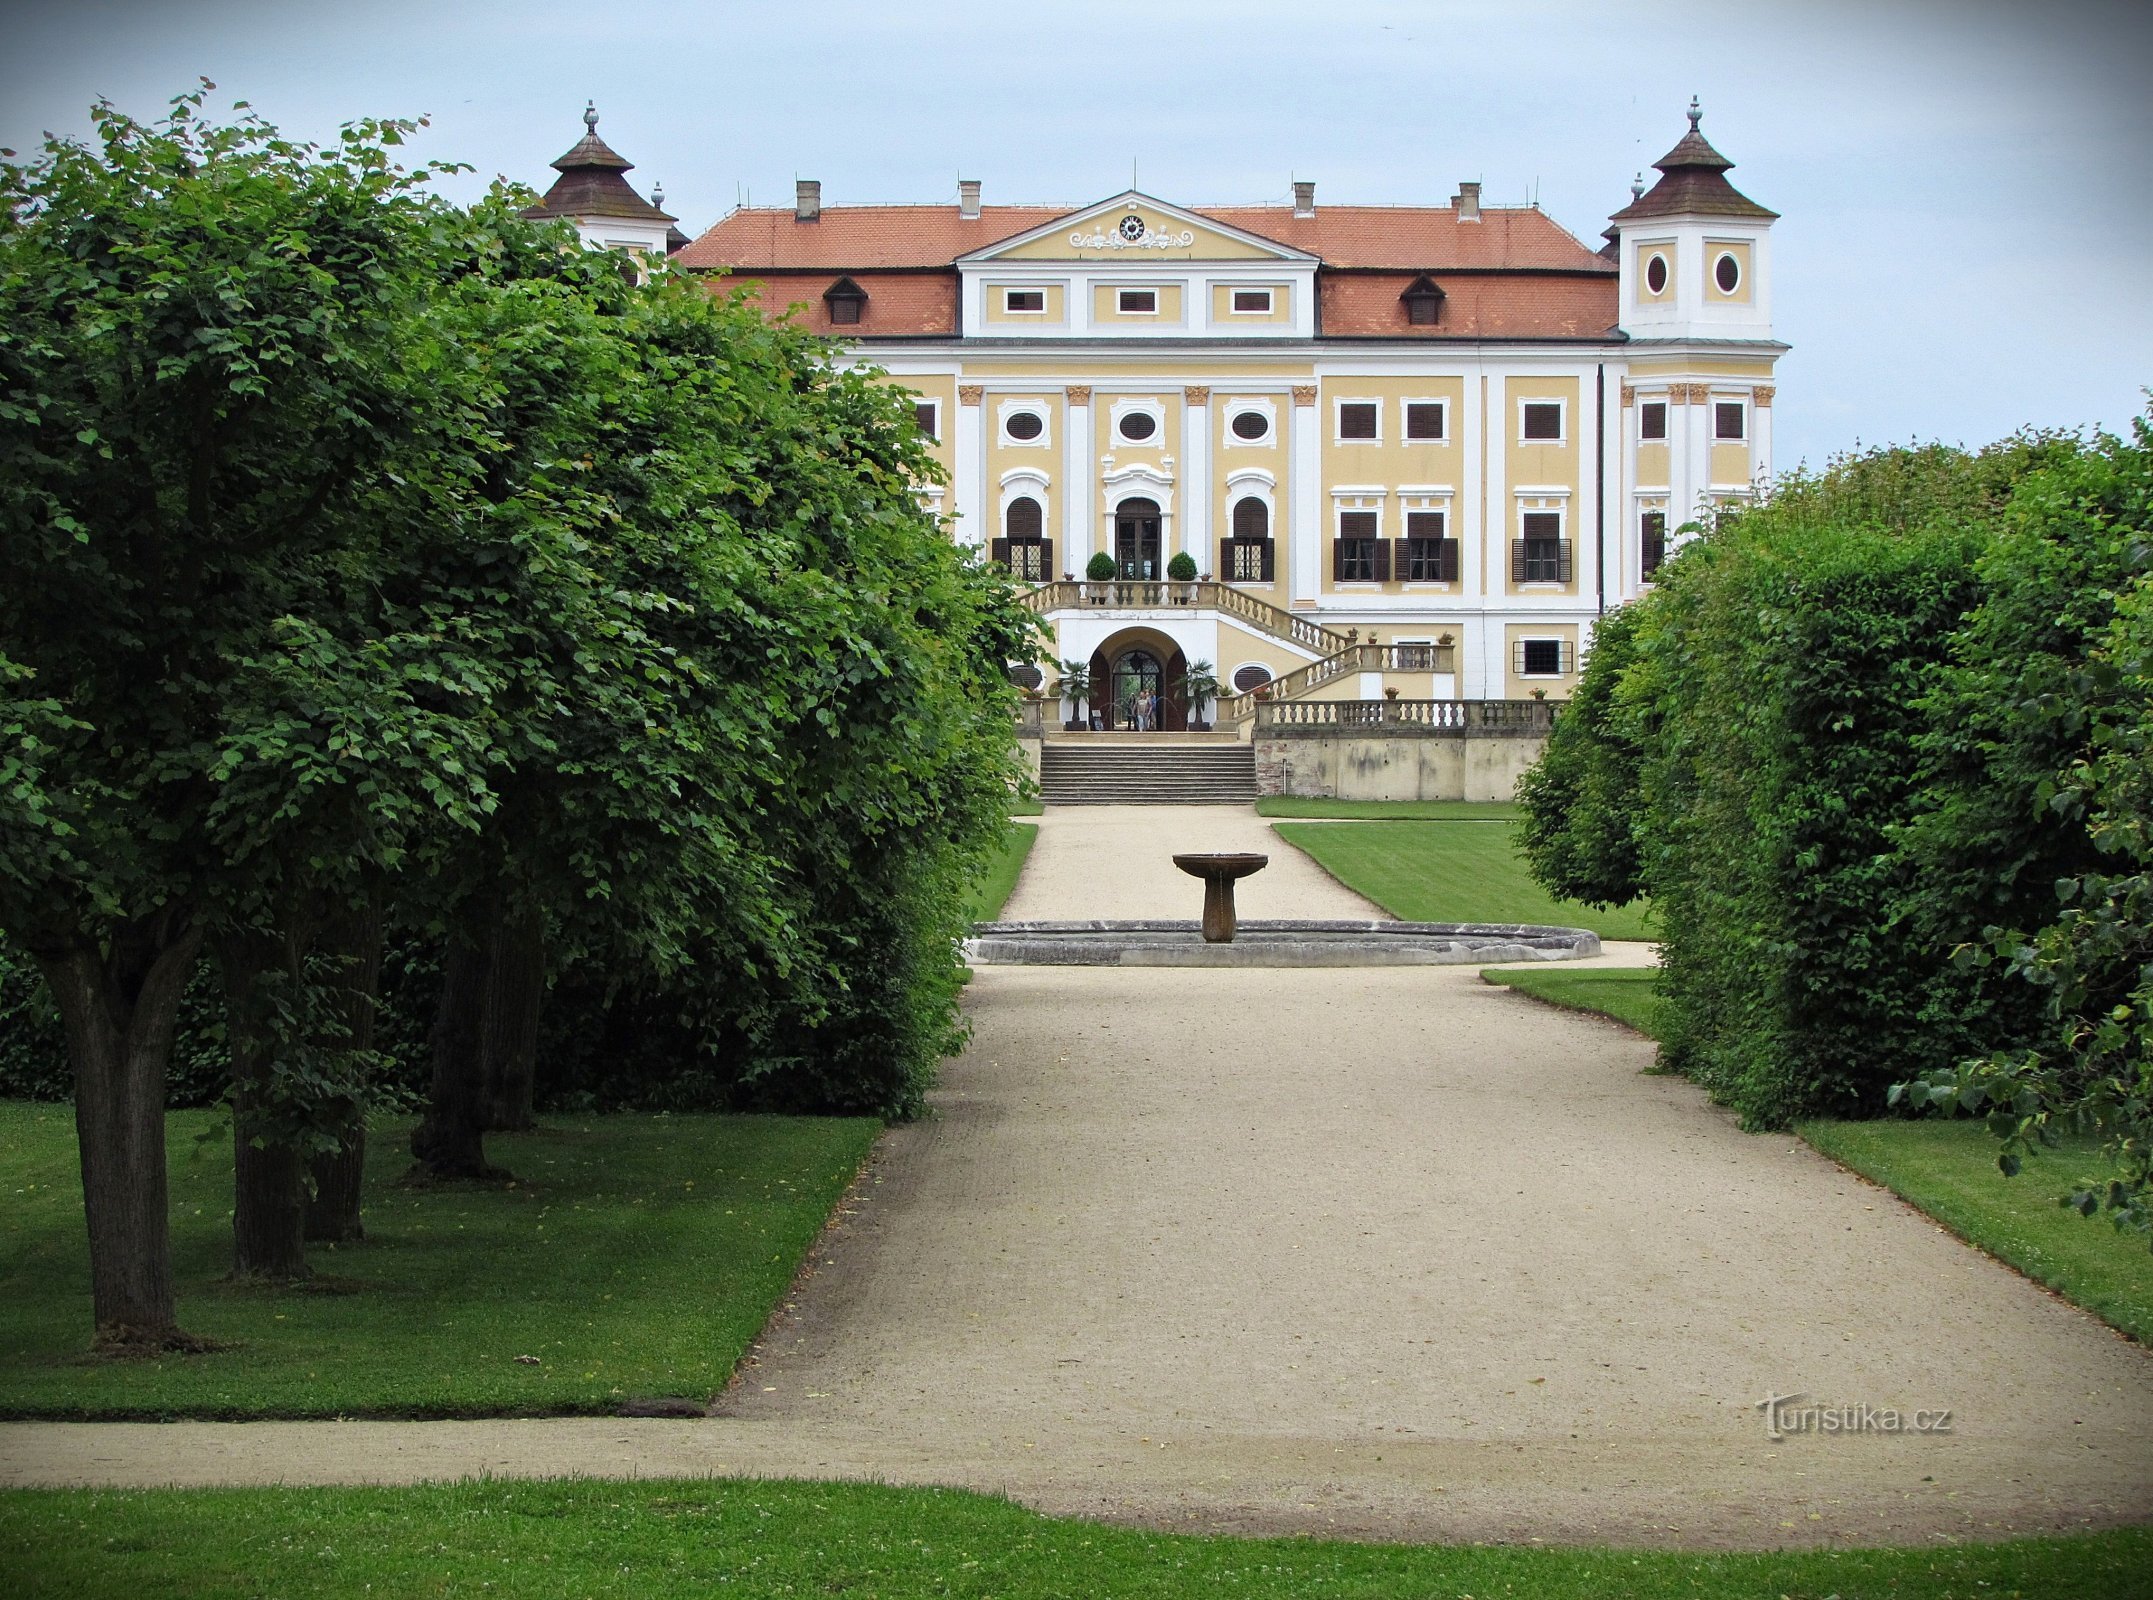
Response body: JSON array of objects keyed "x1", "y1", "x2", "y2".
[
  {"x1": 1057, "y1": 657, "x2": 1094, "y2": 731},
  {"x1": 1180, "y1": 658, "x2": 1222, "y2": 732}
]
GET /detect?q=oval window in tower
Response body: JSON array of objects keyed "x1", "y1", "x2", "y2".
[
  {"x1": 1714, "y1": 252, "x2": 1741, "y2": 294},
  {"x1": 1006, "y1": 410, "x2": 1044, "y2": 441},
  {"x1": 1644, "y1": 254, "x2": 1668, "y2": 295}
]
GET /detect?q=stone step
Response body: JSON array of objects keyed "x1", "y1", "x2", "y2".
[{"x1": 1040, "y1": 743, "x2": 1257, "y2": 805}]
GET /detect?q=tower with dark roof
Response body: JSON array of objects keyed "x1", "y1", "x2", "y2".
[
  {"x1": 524, "y1": 102, "x2": 682, "y2": 261},
  {"x1": 1610, "y1": 98, "x2": 1778, "y2": 344}
]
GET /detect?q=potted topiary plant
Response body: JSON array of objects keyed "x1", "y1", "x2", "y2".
[
  {"x1": 1085, "y1": 549, "x2": 1116, "y2": 600},
  {"x1": 1057, "y1": 658, "x2": 1094, "y2": 731},
  {"x1": 1167, "y1": 549, "x2": 1198, "y2": 602},
  {"x1": 1180, "y1": 659, "x2": 1222, "y2": 731}
]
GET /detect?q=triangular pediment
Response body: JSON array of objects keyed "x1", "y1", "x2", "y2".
[{"x1": 961, "y1": 192, "x2": 1312, "y2": 264}]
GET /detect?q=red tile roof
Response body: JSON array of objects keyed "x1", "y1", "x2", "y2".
[
  {"x1": 720, "y1": 272, "x2": 960, "y2": 337},
  {"x1": 677, "y1": 201, "x2": 1613, "y2": 275},
  {"x1": 1319, "y1": 274, "x2": 1617, "y2": 339}
]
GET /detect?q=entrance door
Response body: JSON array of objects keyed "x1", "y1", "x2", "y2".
[
  {"x1": 1115, "y1": 497, "x2": 1163, "y2": 580},
  {"x1": 1110, "y1": 648, "x2": 1163, "y2": 731}
]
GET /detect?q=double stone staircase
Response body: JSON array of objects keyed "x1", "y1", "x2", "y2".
[{"x1": 1039, "y1": 736, "x2": 1258, "y2": 806}]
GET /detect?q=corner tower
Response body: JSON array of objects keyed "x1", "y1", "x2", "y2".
[
  {"x1": 524, "y1": 103, "x2": 682, "y2": 262},
  {"x1": 1611, "y1": 98, "x2": 1777, "y2": 342}
]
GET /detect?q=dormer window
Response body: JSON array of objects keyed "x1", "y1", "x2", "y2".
[
  {"x1": 824, "y1": 276, "x2": 867, "y2": 325},
  {"x1": 1400, "y1": 274, "x2": 1445, "y2": 327}
]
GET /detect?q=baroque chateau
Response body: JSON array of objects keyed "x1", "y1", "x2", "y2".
[{"x1": 525, "y1": 102, "x2": 1781, "y2": 750}]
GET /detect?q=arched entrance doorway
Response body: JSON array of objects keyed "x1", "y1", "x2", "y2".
[
  {"x1": 1088, "y1": 627, "x2": 1188, "y2": 732},
  {"x1": 1114, "y1": 497, "x2": 1163, "y2": 580}
]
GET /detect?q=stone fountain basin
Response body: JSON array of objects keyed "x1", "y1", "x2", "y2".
[{"x1": 964, "y1": 919, "x2": 1600, "y2": 968}]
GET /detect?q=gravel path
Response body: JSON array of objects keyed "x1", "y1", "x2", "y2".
[{"x1": 5, "y1": 805, "x2": 2150, "y2": 1548}]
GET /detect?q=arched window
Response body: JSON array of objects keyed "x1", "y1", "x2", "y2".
[
  {"x1": 1222, "y1": 497, "x2": 1274, "y2": 583},
  {"x1": 995, "y1": 496, "x2": 1050, "y2": 582}
]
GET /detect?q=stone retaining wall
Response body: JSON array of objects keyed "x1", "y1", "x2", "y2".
[{"x1": 1255, "y1": 723, "x2": 1547, "y2": 802}]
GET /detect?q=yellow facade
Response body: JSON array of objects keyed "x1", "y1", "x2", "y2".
[
  {"x1": 1207, "y1": 281, "x2": 1292, "y2": 323},
  {"x1": 1090, "y1": 282, "x2": 1186, "y2": 323},
  {"x1": 981, "y1": 283, "x2": 1068, "y2": 324}
]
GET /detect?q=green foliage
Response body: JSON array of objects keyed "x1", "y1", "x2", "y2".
[
  {"x1": 1514, "y1": 604, "x2": 1646, "y2": 908},
  {"x1": 1085, "y1": 549, "x2": 1117, "y2": 581},
  {"x1": 1482, "y1": 967, "x2": 1664, "y2": 1039},
  {"x1": 1055, "y1": 656, "x2": 1093, "y2": 718},
  {"x1": 1166, "y1": 549, "x2": 1198, "y2": 581}
]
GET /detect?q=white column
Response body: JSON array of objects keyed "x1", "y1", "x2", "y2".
[
  {"x1": 1181, "y1": 387, "x2": 1210, "y2": 569},
  {"x1": 954, "y1": 385, "x2": 985, "y2": 549},
  {"x1": 1671, "y1": 382, "x2": 1696, "y2": 526},
  {"x1": 1290, "y1": 383, "x2": 1320, "y2": 605},
  {"x1": 1064, "y1": 385, "x2": 1093, "y2": 575},
  {"x1": 1753, "y1": 385, "x2": 1775, "y2": 491}
]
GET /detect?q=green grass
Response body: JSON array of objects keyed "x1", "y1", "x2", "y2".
[
  {"x1": 1008, "y1": 797, "x2": 1044, "y2": 817},
  {"x1": 966, "y1": 821, "x2": 1038, "y2": 923},
  {"x1": 1483, "y1": 966, "x2": 1664, "y2": 1036},
  {"x1": 1255, "y1": 797, "x2": 1523, "y2": 820},
  {"x1": 1273, "y1": 819, "x2": 1655, "y2": 940},
  {"x1": 1799, "y1": 1117, "x2": 2153, "y2": 1346},
  {"x1": 0, "y1": 1103, "x2": 879, "y2": 1420},
  {"x1": 4, "y1": 1481, "x2": 2149, "y2": 1600}
]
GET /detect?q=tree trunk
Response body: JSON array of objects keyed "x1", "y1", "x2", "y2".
[
  {"x1": 478, "y1": 899, "x2": 546, "y2": 1133},
  {"x1": 221, "y1": 933, "x2": 309, "y2": 1281},
  {"x1": 33, "y1": 914, "x2": 204, "y2": 1351},
  {"x1": 411, "y1": 891, "x2": 508, "y2": 1181},
  {"x1": 306, "y1": 902, "x2": 384, "y2": 1244}
]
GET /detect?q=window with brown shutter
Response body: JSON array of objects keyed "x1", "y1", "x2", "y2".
[
  {"x1": 1401, "y1": 509, "x2": 1458, "y2": 582},
  {"x1": 1001, "y1": 498, "x2": 1049, "y2": 581},
  {"x1": 1338, "y1": 402, "x2": 1379, "y2": 441},
  {"x1": 1232, "y1": 498, "x2": 1269, "y2": 541},
  {"x1": 1404, "y1": 402, "x2": 1445, "y2": 441},
  {"x1": 1516, "y1": 638, "x2": 1568, "y2": 677},
  {"x1": 1513, "y1": 511, "x2": 1571, "y2": 584},
  {"x1": 823, "y1": 276, "x2": 867, "y2": 325},
  {"x1": 1334, "y1": 510, "x2": 1383, "y2": 582},
  {"x1": 1639, "y1": 401, "x2": 1667, "y2": 441},
  {"x1": 913, "y1": 401, "x2": 940, "y2": 441},
  {"x1": 1521, "y1": 401, "x2": 1563, "y2": 441}
]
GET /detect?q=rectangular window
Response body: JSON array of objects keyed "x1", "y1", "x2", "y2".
[
  {"x1": 1338, "y1": 401, "x2": 1379, "y2": 441},
  {"x1": 1224, "y1": 540, "x2": 1274, "y2": 582},
  {"x1": 913, "y1": 401, "x2": 940, "y2": 442},
  {"x1": 1518, "y1": 638, "x2": 1567, "y2": 677},
  {"x1": 1714, "y1": 401, "x2": 1747, "y2": 440},
  {"x1": 1513, "y1": 511, "x2": 1571, "y2": 584},
  {"x1": 1117, "y1": 288, "x2": 1157, "y2": 314},
  {"x1": 1639, "y1": 400, "x2": 1667, "y2": 441},
  {"x1": 1521, "y1": 401, "x2": 1564, "y2": 442},
  {"x1": 1334, "y1": 510, "x2": 1386, "y2": 582},
  {"x1": 1393, "y1": 640, "x2": 1434, "y2": 670},
  {"x1": 1404, "y1": 402, "x2": 1446, "y2": 441},
  {"x1": 1003, "y1": 288, "x2": 1045, "y2": 313},
  {"x1": 1400, "y1": 509, "x2": 1459, "y2": 582},
  {"x1": 1231, "y1": 288, "x2": 1273, "y2": 314},
  {"x1": 1641, "y1": 510, "x2": 1667, "y2": 577}
]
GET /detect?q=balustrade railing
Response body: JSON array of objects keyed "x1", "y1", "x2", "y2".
[
  {"x1": 1253, "y1": 698, "x2": 1557, "y2": 733},
  {"x1": 1211, "y1": 642, "x2": 1460, "y2": 726},
  {"x1": 1016, "y1": 580, "x2": 1351, "y2": 656}
]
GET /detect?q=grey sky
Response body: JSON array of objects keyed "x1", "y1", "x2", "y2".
[{"x1": 6, "y1": 0, "x2": 2148, "y2": 471}]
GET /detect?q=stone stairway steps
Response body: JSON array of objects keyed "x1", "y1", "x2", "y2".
[{"x1": 1040, "y1": 742, "x2": 1258, "y2": 806}]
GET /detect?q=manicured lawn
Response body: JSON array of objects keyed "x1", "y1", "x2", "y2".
[
  {"x1": 1274, "y1": 819, "x2": 1656, "y2": 940},
  {"x1": 1255, "y1": 797, "x2": 1522, "y2": 820},
  {"x1": 1800, "y1": 1117, "x2": 2153, "y2": 1347},
  {"x1": 0, "y1": 1103, "x2": 878, "y2": 1419},
  {"x1": 1009, "y1": 797, "x2": 1044, "y2": 817},
  {"x1": 1483, "y1": 966, "x2": 1663, "y2": 1036},
  {"x1": 967, "y1": 821, "x2": 1038, "y2": 922},
  {"x1": 4, "y1": 1481, "x2": 2150, "y2": 1600}
]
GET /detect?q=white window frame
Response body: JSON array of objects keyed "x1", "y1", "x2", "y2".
[
  {"x1": 1710, "y1": 248, "x2": 1744, "y2": 297},
  {"x1": 1332, "y1": 495, "x2": 1385, "y2": 587},
  {"x1": 1517, "y1": 398, "x2": 1567, "y2": 446},
  {"x1": 1638, "y1": 240, "x2": 1675, "y2": 300},
  {"x1": 1637, "y1": 396, "x2": 1669, "y2": 443},
  {"x1": 912, "y1": 397, "x2": 942, "y2": 443},
  {"x1": 1516, "y1": 636, "x2": 1571, "y2": 678},
  {"x1": 998, "y1": 469, "x2": 1053, "y2": 545},
  {"x1": 1334, "y1": 398, "x2": 1383, "y2": 445},
  {"x1": 1515, "y1": 492, "x2": 1570, "y2": 588},
  {"x1": 1229, "y1": 287, "x2": 1275, "y2": 315},
  {"x1": 1001, "y1": 287, "x2": 1047, "y2": 315},
  {"x1": 1397, "y1": 486, "x2": 1456, "y2": 586},
  {"x1": 1223, "y1": 398, "x2": 1277, "y2": 447},
  {"x1": 1712, "y1": 397, "x2": 1749, "y2": 442},
  {"x1": 1108, "y1": 396, "x2": 1166, "y2": 447},
  {"x1": 997, "y1": 399, "x2": 1053, "y2": 449},
  {"x1": 1115, "y1": 287, "x2": 1160, "y2": 316},
  {"x1": 1401, "y1": 397, "x2": 1449, "y2": 443}
]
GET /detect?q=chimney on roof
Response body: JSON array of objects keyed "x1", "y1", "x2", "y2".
[
  {"x1": 958, "y1": 178, "x2": 981, "y2": 219},
  {"x1": 1292, "y1": 180, "x2": 1315, "y2": 218},
  {"x1": 1453, "y1": 181, "x2": 1482, "y2": 222},
  {"x1": 795, "y1": 179, "x2": 821, "y2": 222}
]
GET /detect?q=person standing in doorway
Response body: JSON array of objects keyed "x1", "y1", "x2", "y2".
[{"x1": 1135, "y1": 687, "x2": 1155, "y2": 732}]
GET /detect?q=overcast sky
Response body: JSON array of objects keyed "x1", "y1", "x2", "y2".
[{"x1": 6, "y1": 0, "x2": 2148, "y2": 472}]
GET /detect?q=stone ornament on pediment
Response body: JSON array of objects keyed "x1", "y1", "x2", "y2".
[
  {"x1": 1065, "y1": 385, "x2": 1093, "y2": 404},
  {"x1": 1184, "y1": 386, "x2": 1212, "y2": 405},
  {"x1": 1291, "y1": 385, "x2": 1318, "y2": 405},
  {"x1": 958, "y1": 385, "x2": 985, "y2": 405}
]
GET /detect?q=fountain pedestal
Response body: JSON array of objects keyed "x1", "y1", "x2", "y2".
[{"x1": 1171, "y1": 853, "x2": 1269, "y2": 943}]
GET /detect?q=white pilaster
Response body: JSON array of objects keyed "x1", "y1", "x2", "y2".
[
  {"x1": 1181, "y1": 388, "x2": 1210, "y2": 569},
  {"x1": 1683, "y1": 384, "x2": 1710, "y2": 520},
  {"x1": 1290, "y1": 385, "x2": 1320, "y2": 605},
  {"x1": 1754, "y1": 387, "x2": 1775, "y2": 490},
  {"x1": 1064, "y1": 387, "x2": 1093, "y2": 574},
  {"x1": 955, "y1": 386, "x2": 985, "y2": 549}
]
